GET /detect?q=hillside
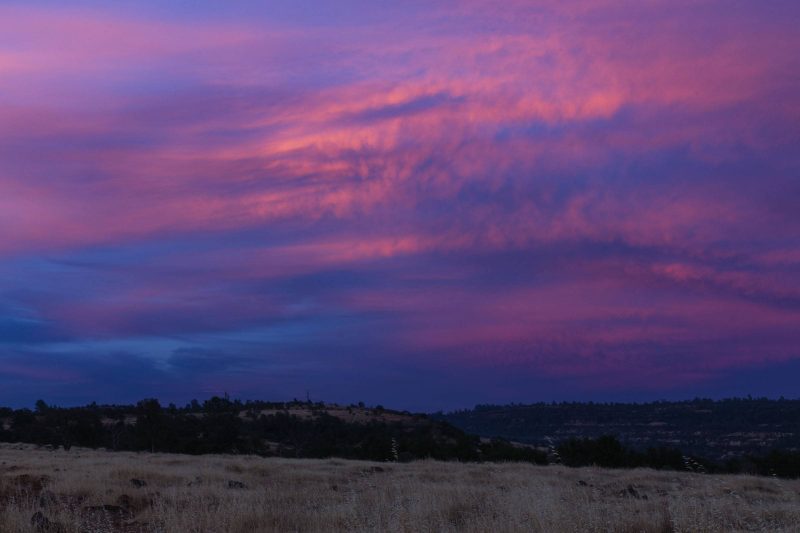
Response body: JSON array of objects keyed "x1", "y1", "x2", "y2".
[
  {"x1": 0, "y1": 398, "x2": 543, "y2": 464},
  {"x1": 2, "y1": 444, "x2": 799, "y2": 532},
  {"x1": 5, "y1": 397, "x2": 800, "y2": 478},
  {"x1": 435, "y1": 398, "x2": 800, "y2": 461}
]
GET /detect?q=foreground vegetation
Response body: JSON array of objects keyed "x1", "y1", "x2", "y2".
[{"x1": 1, "y1": 444, "x2": 799, "y2": 532}]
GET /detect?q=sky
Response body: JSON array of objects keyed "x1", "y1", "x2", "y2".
[{"x1": 1, "y1": 1, "x2": 799, "y2": 411}]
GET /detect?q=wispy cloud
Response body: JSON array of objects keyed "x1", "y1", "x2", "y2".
[{"x1": 0, "y1": 1, "x2": 799, "y2": 407}]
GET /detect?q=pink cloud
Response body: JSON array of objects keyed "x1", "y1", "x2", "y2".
[
  {"x1": 1, "y1": 1, "x2": 799, "y2": 400},
  {"x1": 2, "y1": 0, "x2": 797, "y2": 258}
]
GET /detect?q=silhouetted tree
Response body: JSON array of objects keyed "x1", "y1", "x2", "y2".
[{"x1": 136, "y1": 398, "x2": 163, "y2": 452}]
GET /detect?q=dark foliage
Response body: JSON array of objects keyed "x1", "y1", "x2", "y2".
[
  {"x1": 557, "y1": 435, "x2": 684, "y2": 470},
  {"x1": 4, "y1": 397, "x2": 799, "y2": 478},
  {"x1": 552, "y1": 434, "x2": 800, "y2": 478},
  {"x1": 436, "y1": 397, "x2": 800, "y2": 471},
  {"x1": 0, "y1": 397, "x2": 547, "y2": 465}
]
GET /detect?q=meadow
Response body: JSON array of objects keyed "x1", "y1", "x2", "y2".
[{"x1": 1, "y1": 443, "x2": 799, "y2": 532}]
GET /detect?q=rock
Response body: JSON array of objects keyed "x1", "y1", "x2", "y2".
[
  {"x1": 117, "y1": 494, "x2": 133, "y2": 508},
  {"x1": 618, "y1": 484, "x2": 646, "y2": 499},
  {"x1": 116, "y1": 493, "x2": 152, "y2": 513},
  {"x1": 31, "y1": 511, "x2": 50, "y2": 529},
  {"x1": 14, "y1": 474, "x2": 50, "y2": 494},
  {"x1": 117, "y1": 520, "x2": 151, "y2": 533},
  {"x1": 38, "y1": 490, "x2": 57, "y2": 508},
  {"x1": 577, "y1": 480, "x2": 588, "y2": 486},
  {"x1": 82, "y1": 504, "x2": 133, "y2": 521},
  {"x1": 30, "y1": 511, "x2": 66, "y2": 532},
  {"x1": 129, "y1": 478, "x2": 147, "y2": 488},
  {"x1": 227, "y1": 480, "x2": 246, "y2": 489}
]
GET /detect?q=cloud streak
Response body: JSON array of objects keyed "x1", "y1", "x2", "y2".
[{"x1": 0, "y1": 1, "x2": 799, "y2": 408}]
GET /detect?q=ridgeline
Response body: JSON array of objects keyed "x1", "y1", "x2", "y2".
[
  {"x1": 0, "y1": 397, "x2": 544, "y2": 464},
  {"x1": 2, "y1": 397, "x2": 799, "y2": 478},
  {"x1": 434, "y1": 397, "x2": 800, "y2": 476}
]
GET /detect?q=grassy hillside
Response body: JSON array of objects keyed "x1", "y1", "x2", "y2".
[{"x1": 2, "y1": 444, "x2": 799, "y2": 532}]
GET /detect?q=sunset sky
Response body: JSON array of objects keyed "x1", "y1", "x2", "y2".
[{"x1": 1, "y1": 1, "x2": 799, "y2": 410}]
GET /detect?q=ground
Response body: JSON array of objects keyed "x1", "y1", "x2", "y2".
[{"x1": 1, "y1": 443, "x2": 799, "y2": 532}]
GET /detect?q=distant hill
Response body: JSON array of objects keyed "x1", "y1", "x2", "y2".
[
  {"x1": 433, "y1": 398, "x2": 800, "y2": 461},
  {"x1": 4, "y1": 397, "x2": 800, "y2": 478},
  {"x1": 0, "y1": 398, "x2": 545, "y2": 464}
]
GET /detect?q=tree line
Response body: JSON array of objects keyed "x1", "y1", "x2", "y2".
[
  {"x1": 554, "y1": 435, "x2": 800, "y2": 478},
  {"x1": 2, "y1": 397, "x2": 798, "y2": 478},
  {"x1": 437, "y1": 397, "x2": 800, "y2": 463},
  {"x1": 0, "y1": 397, "x2": 546, "y2": 464}
]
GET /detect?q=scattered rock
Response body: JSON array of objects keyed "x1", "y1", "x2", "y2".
[
  {"x1": 577, "y1": 480, "x2": 588, "y2": 486},
  {"x1": 38, "y1": 490, "x2": 57, "y2": 508},
  {"x1": 31, "y1": 511, "x2": 49, "y2": 529},
  {"x1": 30, "y1": 511, "x2": 66, "y2": 532},
  {"x1": 227, "y1": 480, "x2": 246, "y2": 489},
  {"x1": 84, "y1": 504, "x2": 122, "y2": 513},
  {"x1": 80, "y1": 504, "x2": 135, "y2": 532},
  {"x1": 117, "y1": 494, "x2": 133, "y2": 509},
  {"x1": 116, "y1": 493, "x2": 152, "y2": 513},
  {"x1": 129, "y1": 478, "x2": 147, "y2": 488},
  {"x1": 619, "y1": 484, "x2": 645, "y2": 499},
  {"x1": 14, "y1": 474, "x2": 50, "y2": 494},
  {"x1": 117, "y1": 520, "x2": 151, "y2": 533},
  {"x1": 36, "y1": 491, "x2": 85, "y2": 512},
  {"x1": 81, "y1": 504, "x2": 133, "y2": 521}
]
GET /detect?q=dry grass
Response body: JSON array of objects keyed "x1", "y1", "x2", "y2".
[{"x1": 1, "y1": 443, "x2": 799, "y2": 532}]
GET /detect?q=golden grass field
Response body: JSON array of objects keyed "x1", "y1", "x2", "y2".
[{"x1": 1, "y1": 443, "x2": 799, "y2": 532}]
